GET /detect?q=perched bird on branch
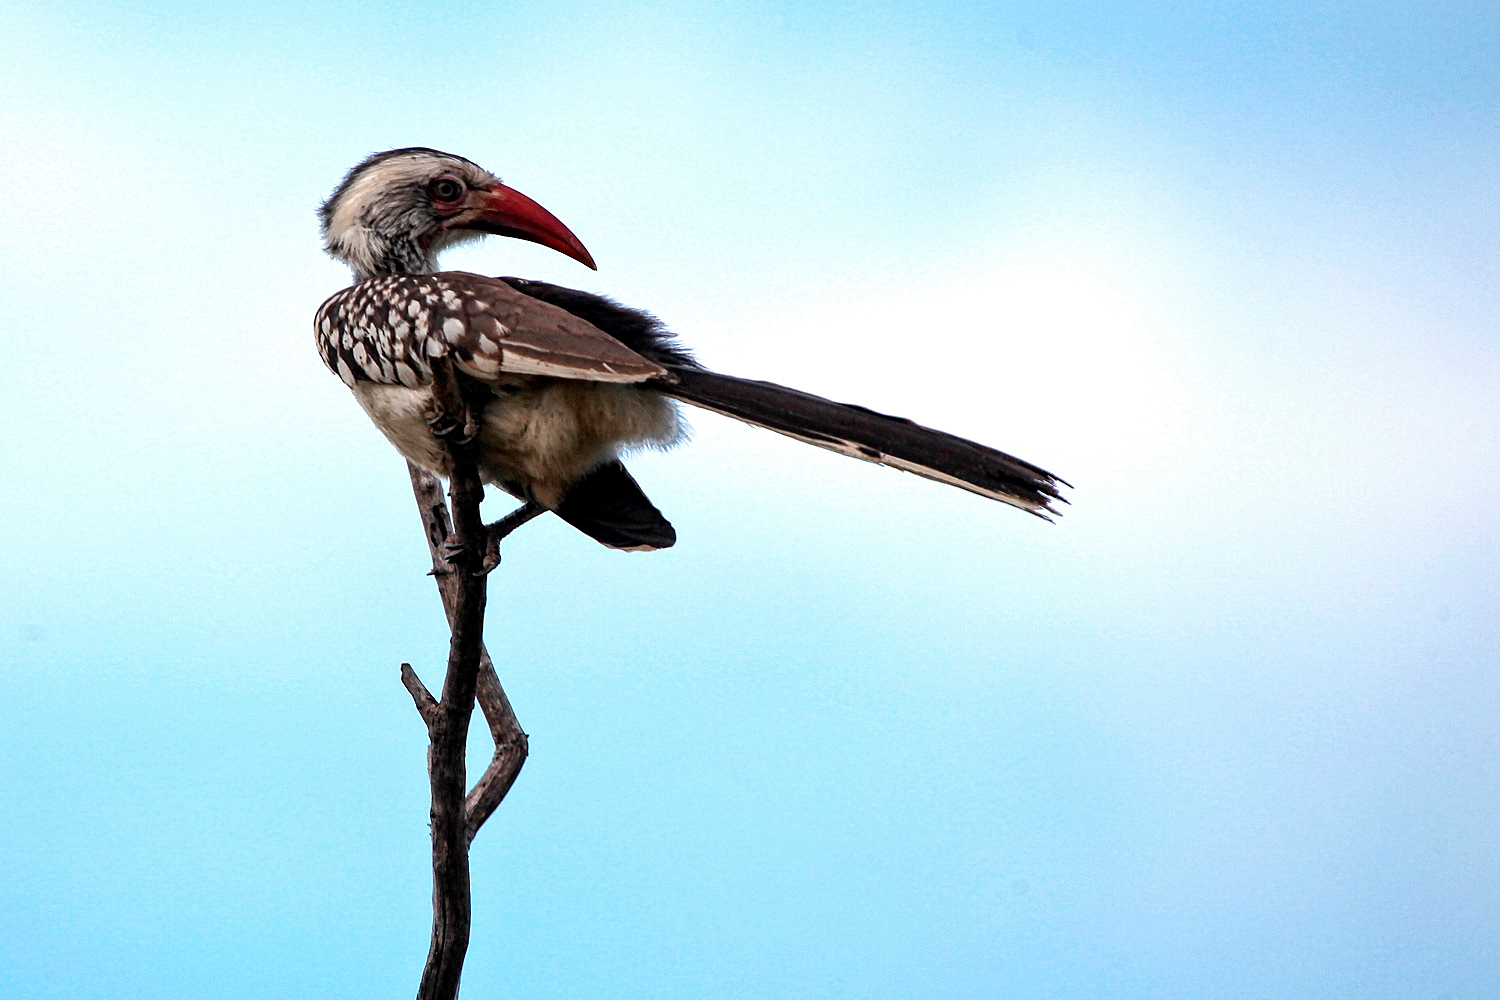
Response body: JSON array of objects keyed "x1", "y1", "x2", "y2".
[{"x1": 316, "y1": 147, "x2": 1066, "y2": 558}]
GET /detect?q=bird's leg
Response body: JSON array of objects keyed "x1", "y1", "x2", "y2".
[
  {"x1": 442, "y1": 500, "x2": 546, "y2": 575},
  {"x1": 481, "y1": 501, "x2": 547, "y2": 570}
]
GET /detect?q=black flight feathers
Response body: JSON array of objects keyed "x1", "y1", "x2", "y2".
[{"x1": 494, "y1": 278, "x2": 697, "y2": 369}]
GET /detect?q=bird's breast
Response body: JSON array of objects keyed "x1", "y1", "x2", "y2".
[
  {"x1": 350, "y1": 383, "x2": 451, "y2": 475},
  {"x1": 350, "y1": 380, "x2": 683, "y2": 507}
]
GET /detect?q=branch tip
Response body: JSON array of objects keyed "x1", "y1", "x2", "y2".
[{"x1": 400, "y1": 662, "x2": 440, "y2": 728}]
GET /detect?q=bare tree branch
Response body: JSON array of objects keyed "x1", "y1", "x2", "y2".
[
  {"x1": 404, "y1": 465, "x2": 531, "y2": 844},
  {"x1": 410, "y1": 358, "x2": 488, "y2": 1000},
  {"x1": 399, "y1": 357, "x2": 536, "y2": 998},
  {"x1": 400, "y1": 663, "x2": 440, "y2": 729},
  {"x1": 464, "y1": 663, "x2": 528, "y2": 844}
]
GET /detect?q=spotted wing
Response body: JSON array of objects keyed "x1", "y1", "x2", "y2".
[{"x1": 314, "y1": 270, "x2": 668, "y2": 389}]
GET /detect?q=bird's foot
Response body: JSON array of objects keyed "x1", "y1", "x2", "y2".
[
  {"x1": 440, "y1": 533, "x2": 501, "y2": 577},
  {"x1": 425, "y1": 404, "x2": 479, "y2": 445},
  {"x1": 439, "y1": 501, "x2": 546, "y2": 576}
]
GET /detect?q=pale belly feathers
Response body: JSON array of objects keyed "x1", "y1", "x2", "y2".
[{"x1": 351, "y1": 377, "x2": 683, "y2": 508}]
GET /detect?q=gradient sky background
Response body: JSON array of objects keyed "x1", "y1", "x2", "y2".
[{"x1": 2, "y1": 3, "x2": 1497, "y2": 998}]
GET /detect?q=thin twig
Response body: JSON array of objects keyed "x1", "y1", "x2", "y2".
[
  {"x1": 465, "y1": 663, "x2": 529, "y2": 843},
  {"x1": 400, "y1": 663, "x2": 440, "y2": 729}
]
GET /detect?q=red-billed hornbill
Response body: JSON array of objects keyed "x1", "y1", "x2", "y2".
[{"x1": 316, "y1": 148, "x2": 1066, "y2": 560}]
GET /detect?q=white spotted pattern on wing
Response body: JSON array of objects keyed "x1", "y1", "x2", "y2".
[{"x1": 314, "y1": 272, "x2": 667, "y2": 394}]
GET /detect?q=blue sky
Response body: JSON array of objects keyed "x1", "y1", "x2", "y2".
[{"x1": 2, "y1": 3, "x2": 1497, "y2": 998}]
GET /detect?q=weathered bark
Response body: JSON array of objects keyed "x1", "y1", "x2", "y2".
[
  {"x1": 399, "y1": 358, "x2": 529, "y2": 1000},
  {"x1": 404, "y1": 464, "x2": 531, "y2": 845}
]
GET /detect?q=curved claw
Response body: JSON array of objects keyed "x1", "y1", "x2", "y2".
[
  {"x1": 439, "y1": 503, "x2": 542, "y2": 576},
  {"x1": 425, "y1": 406, "x2": 479, "y2": 445},
  {"x1": 480, "y1": 541, "x2": 502, "y2": 575},
  {"x1": 440, "y1": 533, "x2": 503, "y2": 576}
]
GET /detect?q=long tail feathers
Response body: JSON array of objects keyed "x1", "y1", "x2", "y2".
[{"x1": 658, "y1": 366, "x2": 1068, "y2": 519}]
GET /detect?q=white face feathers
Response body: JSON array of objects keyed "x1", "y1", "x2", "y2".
[{"x1": 320, "y1": 148, "x2": 499, "y2": 279}]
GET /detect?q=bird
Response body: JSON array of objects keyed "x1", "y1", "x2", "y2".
[{"x1": 315, "y1": 147, "x2": 1066, "y2": 561}]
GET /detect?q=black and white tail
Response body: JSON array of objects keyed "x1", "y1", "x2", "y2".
[
  {"x1": 658, "y1": 366, "x2": 1068, "y2": 519},
  {"x1": 493, "y1": 277, "x2": 1068, "y2": 524}
]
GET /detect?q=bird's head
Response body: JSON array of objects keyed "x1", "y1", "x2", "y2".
[{"x1": 320, "y1": 147, "x2": 596, "y2": 280}]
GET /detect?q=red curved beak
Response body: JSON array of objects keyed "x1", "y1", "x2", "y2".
[{"x1": 454, "y1": 182, "x2": 597, "y2": 270}]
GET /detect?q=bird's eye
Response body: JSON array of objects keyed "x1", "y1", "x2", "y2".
[{"x1": 429, "y1": 177, "x2": 464, "y2": 202}]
